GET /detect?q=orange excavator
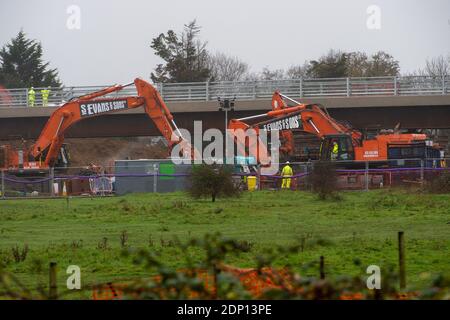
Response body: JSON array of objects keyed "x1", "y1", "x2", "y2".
[
  {"x1": 228, "y1": 91, "x2": 442, "y2": 166},
  {"x1": 0, "y1": 78, "x2": 199, "y2": 172}
]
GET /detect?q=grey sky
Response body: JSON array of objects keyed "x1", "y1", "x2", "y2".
[{"x1": 1, "y1": 0, "x2": 449, "y2": 86}]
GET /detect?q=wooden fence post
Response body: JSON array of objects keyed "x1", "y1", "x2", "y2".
[
  {"x1": 398, "y1": 231, "x2": 406, "y2": 289},
  {"x1": 257, "y1": 165, "x2": 261, "y2": 191},
  {"x1": 49, "y1": 262, "x2": 58, "y2": 299},
  {"x1": 1, "y1": 170, "x2": 5, "y2": 199},
  {"x1": 319, "y1": 256, "x2": 325, "y2": 280},
  {"x1": 50, "y1": 167, "x2": 55, "y2": 197},
  {"x1": 365, "y1": 161, "x2": 369, "y2": 191}
]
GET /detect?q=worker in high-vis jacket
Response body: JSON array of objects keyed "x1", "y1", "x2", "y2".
[
  {"x1": 28, "y1": 87, "x2": 36, "y2": 107},
  {"x1": 331, "y1": 141, "x2": 339, "y2": 160},
  {"x1": 281, "y1": 161, "x2": 293, "y2": 190},
  {"x1": 41, "y1": 87, "x2": 50, "y2": 107}
]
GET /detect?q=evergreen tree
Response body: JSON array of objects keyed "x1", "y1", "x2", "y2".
[
  {"x1": 306, "y1": 50, "x2": 349, "y2": 78},
  {"x1": 366, "y1": 51, "x2": 399, "y2": 77},
  {"x1": 0, "y1": 31, "x2": 61, "y2": 88},
  {"x1": 150, "y1": 20, "x2": 210, "y2": 83},
  {"x1": 188, "y1": 164, "x2": 240, "y2": 202},
  {"x1": 305, "y1": 50, "x2": 399, "y2": 78}
]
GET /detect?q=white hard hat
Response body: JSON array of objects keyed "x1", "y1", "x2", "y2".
[{"x1": 286, "y1": 161, "x2": 290, "y2": 164}]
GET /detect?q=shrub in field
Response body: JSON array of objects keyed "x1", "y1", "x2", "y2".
[
  {"x1": 425, "y1": 172, "x2": 450, "y2": 194},
  {"x1": 310, "y1": 161, "x2": 339, "y2": 200},
  {"x1": 97, "y1": 237, "x2": 109, "y2": 250},
  {"x1": 120, "y1": 231, "x2": 129, "y2": 248},
  {"x1": 172, "y1": 200, "x2": 188, "y2": 209},
  {"x1": 148, "y1": 234, "x2": 155, "y2": 247},
  {"x1": 71, "y1": 240, "x2": 83, "y2": 249},
  {"x1": 159, "y1": 236, "x2": 176, "y2": 247},
  {"x1": 236, "y1": 240, "x2": 254, "y2": 253},
  {"x1": 188, "y1": 164, "x2": 240, "y2": 202},
  {"x1": 11, "y1": 244, "x2": 28, "y2": 263}
]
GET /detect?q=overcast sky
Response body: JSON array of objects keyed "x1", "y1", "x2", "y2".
[{"x1": 1, "y1": 0, "x2": 449, "y2": 86}]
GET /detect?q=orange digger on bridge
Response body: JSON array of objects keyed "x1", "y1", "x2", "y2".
[
  {"x1": 228, "y1": 91, "x2": 443, "y2": 166},
  {"x1": 0, "y1": 78, "x2": 200, "y2": 172}
]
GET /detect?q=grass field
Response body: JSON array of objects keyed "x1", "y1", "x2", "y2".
[{"x1": 0, "y1": 190, "x2": 449, "y2": 298}]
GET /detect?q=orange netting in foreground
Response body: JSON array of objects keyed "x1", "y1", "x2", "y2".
[{"x1": 92, "y1": 265, "x2": 292, "y2": 300}]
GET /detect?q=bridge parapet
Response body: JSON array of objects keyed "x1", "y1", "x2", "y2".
[{"x1": 1, "y1": 76, "x2": 449, "y2": 108}]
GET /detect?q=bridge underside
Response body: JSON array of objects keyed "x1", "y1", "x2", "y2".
[{"x1": 0, "y1": 105, "x2": 449, "y2": 141}]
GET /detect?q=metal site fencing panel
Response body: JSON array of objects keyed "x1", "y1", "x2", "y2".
[
  {"x1": 1, "y1": 76, "x2": 449, "y2": 107},
  {"x1": 252, "y1": 159, "x2": 450, "y2": 192},
  {"x1": 0, "y1": 167, "x2": 115, "y2": 199},
  {"x1": 1, "y1": 158, "x2": 449, "y2": 199},
  {"x1": 0, "y1": 169, "x2": 53, "y2": 198}
]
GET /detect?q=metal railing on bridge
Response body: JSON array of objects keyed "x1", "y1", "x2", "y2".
[{"x1": 0, "y1": 75, "x2": 449, "y2": 108}]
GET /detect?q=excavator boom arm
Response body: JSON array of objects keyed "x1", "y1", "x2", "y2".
[
  {"x1": 31, "y1": 78, "x2": 198, "y2": 167},
  {"x1": 228, "y1": 91, "x2": 363, "y2": 164}
]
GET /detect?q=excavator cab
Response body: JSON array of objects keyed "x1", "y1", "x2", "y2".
[
  {"x1": 36, "y1": 144, "x2": 70, "y2": 169},
  {"x1": 54, "y1": 144, "x2": 70, "y2": 169},
  {"x1": 319, "y1": 134, "x2": 355, "y2": 161}
]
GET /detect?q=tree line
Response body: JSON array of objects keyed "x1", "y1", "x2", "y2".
[
  {"x1": 0, "y1": 24, "x2": 449, "y2": 89},
  {"x1": 150, "y1": 20, "x2": 450, "y2": 83}
]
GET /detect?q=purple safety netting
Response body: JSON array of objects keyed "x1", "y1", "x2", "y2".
[{"x1": 2, "y1": 166, "x2": 448, "y2": 184}]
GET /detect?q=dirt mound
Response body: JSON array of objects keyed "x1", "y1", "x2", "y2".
[
  {"x1": 2, "y1": 137, "x2": 169, "y2": 168},
  {"x1": 65, "y1": 137, "x2": 168, "y2": 167}
]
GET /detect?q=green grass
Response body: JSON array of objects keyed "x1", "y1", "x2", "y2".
[{"x1": 0, "y1": 190, "x2": 449, "y2": 299}]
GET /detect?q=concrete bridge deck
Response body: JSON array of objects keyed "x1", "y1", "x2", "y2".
[{"x1": 0, "y1": 95, "x2": 449, "y2": 140}]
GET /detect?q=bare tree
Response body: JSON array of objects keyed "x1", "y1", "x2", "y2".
[
  {"x1": 423, "y1": 55, "x2": 450, "y2": 77},
  {"x1": 260, "y1": 67, "x2": 286, "y2": 80},
  {"x1": 208, "y1": 52, "x2": 249, "y2": 81},
  {"x1": 286, "y1": 62, "x2": 310, "y2": 79},
  {"x1": 242, "y1": 72, "x2": 261, "y2": 81}
]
